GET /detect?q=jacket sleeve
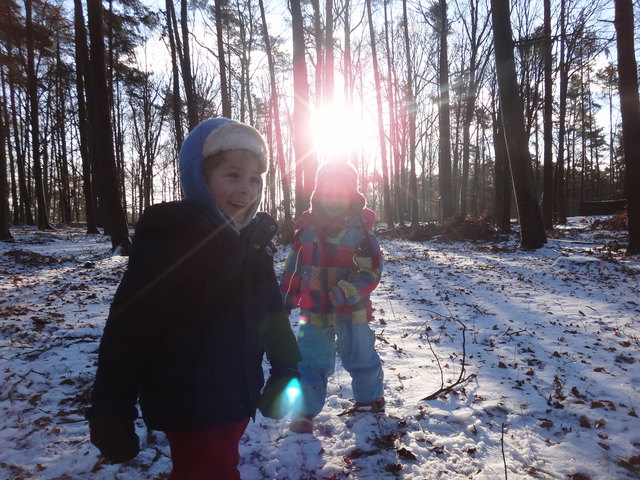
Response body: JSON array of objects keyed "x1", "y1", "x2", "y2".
[
  {"x1": 86, "y1": 208, "x2": 185, "y2": 421},
  {"x1": 266, "y1": 271, "x2": 302, "y2": 372},
  {"x1": 331, "y1": 230, "x2": 383, "y2": 307},
  {"x1": 279, "y1": 236, "x2": 303, "y2": 310}
]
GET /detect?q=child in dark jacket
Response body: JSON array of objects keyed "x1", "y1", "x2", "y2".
[
  {"x1": 281, "y1": 161, "x2": 384, "y2": 434},
  {"x1": 86, "y1": 118, "x2": 301, "y2": 479}
]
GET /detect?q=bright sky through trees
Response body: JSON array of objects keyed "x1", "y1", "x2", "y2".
[{"x1": 311, "y1": 104, "x2": 366, "y2": 158}]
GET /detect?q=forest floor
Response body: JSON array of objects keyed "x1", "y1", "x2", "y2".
[{"x1": 0, "y1": 216, "x2": 639, "y2": 479}]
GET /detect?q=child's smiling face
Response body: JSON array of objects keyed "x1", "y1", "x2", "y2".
[{"x1": 205, "y1": 149, "x2": 262, "y2": 224}]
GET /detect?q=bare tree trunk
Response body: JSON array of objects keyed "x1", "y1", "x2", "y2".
[
  {"x1": 0, "y1": 70, "x2": 13, "y2": 240},
  {"x1": 74, "y1": 0, "x2": 100, "y2": 233},
  {"x1": 542, "y1": 0, "x2": 554, "y2": 230},
  {"x1": 323, "y1": 0, "x2": 334, "y2": 107},
  {"x1": 235, "y1": 2, "x2": 255, "y2": 123},
  {"x1": 458, "y1": 0, "x2": 490, "y2": 216},
  {"x1": 491, "y1": 0, "x2": 546, "y2": 249},
  {"x1": 555, "y1": 0, "x2": 569, "y2": 223},
  {"x1": 343, "y1": 0, "x2": 358, "y2": 168},
  {"x1": 214, "y1": 0, "x2": 231, "y2": 118},
  {"x1": 87, "y1": 0, "x2": 131, "y2": 253},
  {"x1": 343, "y1": 0, "x2": 352, "y2": 112},
  {"x1": 366, "y1": 0, "x2": 393, "y2": 228},
  {"x1": 614, "y1": 0, "x2": 640, "y2": 254},
  {"x1": 258, "y1": 0, "x2": 292, "y2": 225},
  {"x1": 2, "y1": 9, "x2": 32, "y2": 225},
  {"x1": 311, "y1": 0, "x2": 323, "y2": 109},
  {"x1": 460, "y1": 75, "x2": 475, "y2": 216},
  {"x1": 437, "y1": 0, "x2": 454, "y2": 221},
  {"x1": 1, "y1": 67, "x2": 17, "y2": 225},
  {"x1": 493, "y1": 103, "x2": 511, "y2": 231},
  {"x1": 8, "y1": 78, "x2": 33, "y2": 225},
  {"x1": 165, "y1": 0, "x2": 184, "y2": 151},
  {"x1": 291, "y1": 0, "x2": 316, "y2": 216},
  {"x1": 0, "y1": 93, "x2": 11, "y2": 241},
  {"x1": 181, "y1": 0, "x2": 198, "y2": 129},
  {"x1": 55, "y1": 42, "x2": 72, "y2": 224},
  {"x1": 382, "y1": 1, "x2": 398, "y2": 226},
  {"x1": 402, "y1": 0, "x2": 418, "y2": 227},
  {"x1": 25, "y1": 0, "x2": 52, "y2": 230}
]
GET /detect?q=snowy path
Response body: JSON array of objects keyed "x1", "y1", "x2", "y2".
[{"x1": 0, "y1": 220, "x2": 638, "y2": 479}]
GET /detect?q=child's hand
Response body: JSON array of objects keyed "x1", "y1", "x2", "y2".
[
  {"x1": 258, "y1": 368, "x2": 300, "y2": 420},
  {"x1": 328, "y1": 290, "x2": 339, "y2": 306},
  {"x1": 329, "y1": 287, "x2": 346, "y2": 306},
  {"x1": 89, "y1": 415, "x2": 140, "y2": 463}
]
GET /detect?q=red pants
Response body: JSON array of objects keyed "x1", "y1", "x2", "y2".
[{"x1": 165, "y1": 418, "x2": 250, "y2": 480}]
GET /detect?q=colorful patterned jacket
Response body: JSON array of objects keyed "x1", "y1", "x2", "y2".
[{"x1": 281, "y1": 208, "x2": 383, "y2": 327}]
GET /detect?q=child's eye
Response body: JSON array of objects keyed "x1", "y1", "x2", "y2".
[
  {"x1": 250, "y1": 176, "x2": 260, "y2": 185},
  {"x1": 226, "y1": 172, "x2": 240, "y2": 179}
]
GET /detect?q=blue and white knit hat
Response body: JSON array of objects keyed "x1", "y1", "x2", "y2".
[{"x1": 179, "y1": 117, "x2": 267, "y2": 232}]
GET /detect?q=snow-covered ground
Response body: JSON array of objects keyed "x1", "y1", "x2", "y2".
[{"x1": 0, "y1": 217, "x2": 638, "y2": 480}]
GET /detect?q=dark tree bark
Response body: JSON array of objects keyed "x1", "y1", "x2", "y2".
[
  {"x1": 403, "y1": 0, "x2": 418, "y2": 227},
  {"x1": 554, "y1": 0, "x2": 582, "y2": 224},
  {"x1": 343, "y1": 0, "x2": 353, "y2": 112},
  {"x1": 383, "y1": 0, "x2": 399, "y2": 226},
  {"x1": 73, "y1": 0, "x2": 99, "y2": 234},
  {"x1": 366, "y1": 0, "x2": 393, "y2": 228},
  {"x1": 437, "y1": 0, "x2": 454, "y2": 221},
  {"x1": 234, "y1": 2, "x2": 256, "y2": 124},
  {"x1": 291, "y1": 0, "x2": 315, "y2": 216},
  {"x1": 2, "y1": 11, "x2": 32, "y2": 226},
  {"x1": 458, "y1": 0, "x2": 490, "y2": 216},
  {"x1": 0, "y1": 93, "x2": 12, "y2": 241},
  {"x1": 8, "y1": 77, "x2": 33, "y2": 225},
  {"x1": 214, "y1": 0, "x2": 231, "y2": 118},
  {"x1": 165, "y1": 0, "x2": 184, "y2": 152},
  {"x1": 25, "y1": 0, "x2": 52, "y2": 230},
  {"x1": 310, "y1": 0, "x2": 323, "y2": 108},
  {"x1": 493, "y1": 104, "x2": 512, "y2": 232},
  {"x1": 54, "y1": 42, "x2": 72, "y2": 224},
  {"x1": 258, "y1": 0, "x2": 292, "y2": 226},
  {"x1": 614, "y1": 0, "x2": 640, "y2": 254},
  {"x1": 324, "y1": 0, "x2": 334, "y2": 105},
  {"x1": 490, "y1": 0, "x2": 546, "y2": 249},
  {"x1": 0, "y1": 69, "x2": 14, "y2": 240},
  {"x1": 180, "y1": 0, "x2": 198, "y2": 129},
  {"x1": 344, "y1": 0, "x2": 360, "y2": 170},
  {"x1": 542, "y1": 0, "x2": 554, "y2": 230},
  {"x1": 87, "y1": 0, "x2": 131, "y2": 253}
]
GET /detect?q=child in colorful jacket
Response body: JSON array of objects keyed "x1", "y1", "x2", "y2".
[
  {"x1": 85, "y1": 118, "x2": 301, "y2": 479},
  {"x1": 281, "y1": 161, "x2": 384, "y2": 434}
]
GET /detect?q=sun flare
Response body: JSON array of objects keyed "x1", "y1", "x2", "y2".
[{"x1": 310, "y1": 104, "x2": 364, "y2": 160}]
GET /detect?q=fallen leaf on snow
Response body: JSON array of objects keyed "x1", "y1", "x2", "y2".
[{"x1": 397, "y1": 447, "x2": 417, "y2": 460}]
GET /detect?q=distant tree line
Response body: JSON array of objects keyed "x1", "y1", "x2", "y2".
[{"x1": 0, "y1": 0, "x2": 638, "y2": 252}]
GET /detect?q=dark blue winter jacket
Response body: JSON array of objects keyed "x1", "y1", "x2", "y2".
[{"x1": 86, "y1": 200, "x2": 301, "y2": 431}]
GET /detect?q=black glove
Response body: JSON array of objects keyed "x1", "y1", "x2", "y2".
[
  {"x1": 258, "y1": 368, "x2": 300, "y2": 420},
  {"x1": 89, "y1": 415, "x2": 140, "y2": 463}
]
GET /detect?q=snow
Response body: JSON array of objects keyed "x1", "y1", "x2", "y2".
[{"x1": 0, "y1": 217, "x2": 638, "y2": 480}]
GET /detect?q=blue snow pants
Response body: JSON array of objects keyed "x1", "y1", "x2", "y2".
[{"x1": 294, "y1": 317, "x2": 384, "y2": 416}]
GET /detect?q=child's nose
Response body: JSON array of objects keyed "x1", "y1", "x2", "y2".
[
  {"x1": 240, "y1": 179, "x2": 257, "y2": 195},
  {"x1": 240, "y1": 179, "x2": 251, "y2": 192}
]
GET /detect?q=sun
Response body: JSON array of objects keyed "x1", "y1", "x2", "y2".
[{"x1": 310, "y1": 103, "x2": 364, "y2": 161}]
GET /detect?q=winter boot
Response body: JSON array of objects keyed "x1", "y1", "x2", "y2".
[
  {"x1": 289, "y1": 414, "x2": 314, "y2": 434},
  {"x1": 352, "y1": 397, "x2": 385, "y2": 413}
]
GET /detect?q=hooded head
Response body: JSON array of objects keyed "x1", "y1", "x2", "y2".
[
  {"x1": 310, "y1": 161, "x2": 366, "y2": 219},
  {"x1": 179, "y1": 117, "x2": 267, "y2": 232}
]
